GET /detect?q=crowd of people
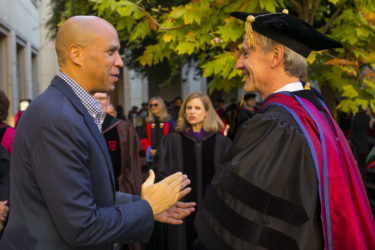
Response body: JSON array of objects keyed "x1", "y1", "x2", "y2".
[
  {"x1": 93, "y1": 90, "x2": 375, "y2": 224},
  {"x1": 0, "y1": 9, "x2": 374, "y2": 250}
]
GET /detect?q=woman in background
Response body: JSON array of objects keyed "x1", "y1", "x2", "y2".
[
  {"x1": 140, "y1": 96, "x2": 175, "y2": 170},
  {"x1": 152, "y1": 92, "x2": 232, "y2": 250}
]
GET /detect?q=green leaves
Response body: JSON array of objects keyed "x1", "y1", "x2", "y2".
[
  {"x1": 176, "y1": 43, "x2": 197, "y2": 55},
  {"x1": 129, "y1": 19, "x2": 151, "y2": 41},
  {"x1": 328, "y1": 0, "x2": 340, "y2": 5},
  {"x1": 137, "y1": 43, "x2": 170, "y2": 66},
  {"x1": 307, "y1": 51, "x2": 319, "y2": 64},
  {"x1": 342, "y1": 85, "x2": 359, "y2": 98},
  {"x1": 47, "y1": 0, "x2": 375, "y2": 115},
  {"x1": 183, "y1": 3, "x2": 202, "y2": 25},
  {"x1": 259, "y1": 0, "x2": 277, "y2": 12},
  {"x1": 216, "y1": 19, "x2": 243, "y2": 43},
  {"x1": 201, "y1": 52, "x2": 240, "y2": 80},
  {"x1": 117, "y1": 2, "x2": 142, "y2": 18}
]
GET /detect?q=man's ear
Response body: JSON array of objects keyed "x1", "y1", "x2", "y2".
[
  {"x1": 271, "y1": 45, "x2": 284, "y2": 68},
  {"x1": 69, "y1": 44, "x2": 83, "y2": 66}
]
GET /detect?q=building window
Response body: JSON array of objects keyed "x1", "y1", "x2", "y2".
[
  {"x1": 0, "y1": 34, "x2": 7, "y2": 92},
  {"x1": 0, "y1": 23, "x2": 11, "y2": 123},
  {"x1": 31, "y1": 49, "x2": 38, "y2": 97},
  {"x1": 16, "y1": 38, "x2": 26, "y2": 100}
]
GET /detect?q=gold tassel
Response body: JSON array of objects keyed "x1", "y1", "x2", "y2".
[
  {"x1": 244, "y1": 10, "x2": 288, "y2": 49},
  {"x1": 304, "y1": 82, "x2": 311, "y2": 90},
  {"x1": 240, "y1": 95, "x2": 245, "y2": 107},
  {"x1": 245, "y1": 15, "x2": 256, "y2": 49}
]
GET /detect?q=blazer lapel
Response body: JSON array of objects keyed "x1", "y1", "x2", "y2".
[{"x1": 50, "y1": 76, "x2": 116, "y2": 198}]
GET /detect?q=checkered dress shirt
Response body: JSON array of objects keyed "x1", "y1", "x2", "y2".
[{"x1": 57, "y1": 71, "x2": 102, "y2": 132}]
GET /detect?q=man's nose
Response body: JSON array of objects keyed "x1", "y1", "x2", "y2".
[
  {"x1": 115, "y1": 51, "x2": 124, "y2": 67},
  {"x1": 235, "y1": 55, "x2": 244, "y2": 70}
]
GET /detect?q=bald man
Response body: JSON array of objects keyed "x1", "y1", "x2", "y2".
[{"x1": 0, "y1": 16, "x2": 195, "y2": 250}]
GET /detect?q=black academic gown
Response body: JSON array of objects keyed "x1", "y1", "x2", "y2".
[
  {"x1": 364, "y1": 159, "x2": 375, "y2": 218},
  {"x1": 350, "y1": 111, "x2": 370, "y2": 171},
  {"x1": 195, "y1": 90, "x2": 327, "y2": 250},
  {"x1": 102, "y1": 115, "x2": 145, "y2": 250},
  {"x1": 102, "y1": 114, "x2": 144, "y2": 195},
  {"x1": 150, "y1": 131, "x2": 232, "y2": 250}
]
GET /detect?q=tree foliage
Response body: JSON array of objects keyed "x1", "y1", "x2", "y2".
[{"x1": 46, "y1": 0, "x2": 375, "y2": 114}]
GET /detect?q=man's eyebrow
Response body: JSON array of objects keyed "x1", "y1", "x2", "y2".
[{"x1": 108, "y1": 45, "x2": 120, "y2": 51}]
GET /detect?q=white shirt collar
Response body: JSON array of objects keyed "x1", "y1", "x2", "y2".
[{"x1": 274, "y1": 82, "x2": 304, "y2": 93}]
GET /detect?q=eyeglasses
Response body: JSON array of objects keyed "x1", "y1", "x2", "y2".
[
  {"x1": 149, "y1": 103, "x2": 158, "y2": 107},
  {"x1": 95, "y1": 97, "x2": 108, "y2": 102}
]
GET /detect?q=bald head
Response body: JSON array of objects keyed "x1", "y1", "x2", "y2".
[
  {"x1": 55, "y1": 16, "x2": 116, "y2": 67},
  {"x1": 55, "y1": 15, "x2": 123, "y2": 94}
]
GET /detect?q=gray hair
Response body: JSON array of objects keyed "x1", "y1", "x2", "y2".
[{"x1": 257, "y1": 34, "x2": 308, "y2": 81}]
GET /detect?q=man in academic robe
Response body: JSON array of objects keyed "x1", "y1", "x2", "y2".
[
  {"x1": 194, "y1": 11, "x2": 375, "y2": 250},
  {"x1": 94, "y1": 92, "x2": 146, "y2": 250},
  {"x1": 94, "y1": 92, "x2": 145, "y2": 195}
]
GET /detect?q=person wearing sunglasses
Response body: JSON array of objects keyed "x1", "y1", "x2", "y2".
[{"x1": 140, "y1": 96, "x2": 175, "y2": 171}]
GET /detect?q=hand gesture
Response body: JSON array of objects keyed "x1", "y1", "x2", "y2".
[
  {"x1": 155, "y1": 201, "x2": 196, "y2": 224},
  {"x1": 141, "y1": 170, "x2": 191, "y2": 215},
  {"x1": 0, "y1": 200, "x2": 9, "y2": 230}
]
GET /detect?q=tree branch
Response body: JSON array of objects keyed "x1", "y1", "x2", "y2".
[
  {"x1": 309, "y1": 0, "x2": 321, "y2": 25},
  {"x1": 289, "y1": 0, "x2": 302, "y2": 17},
  {"x1": 297, "y1": 0, "x2": 311, "y2": 22},
  {"x1": 321, "y1": 4, "x2": 344, "y2": 34},
  {"x1": 136, "y1": 4, "x2": 188, "y2": 31}
]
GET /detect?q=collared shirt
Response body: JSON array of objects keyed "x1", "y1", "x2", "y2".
[
  {"x1": 57, "y1": 71, "x2": 102, "y2": 132},
  {"x1": 274, "y1": 82, "x2": 304, "y2": 93}
]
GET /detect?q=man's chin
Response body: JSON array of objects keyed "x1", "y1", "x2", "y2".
[
  {"x1": 106, "y1": 83, "x2": 116, "y2": 92},
  {"x1": 243, "y1": 83, "x2": 254, "y2": 93}
]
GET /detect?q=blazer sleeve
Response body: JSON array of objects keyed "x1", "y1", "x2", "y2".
[{"x1": 30, "y1": 115, "x2": 154, "y2": 246}]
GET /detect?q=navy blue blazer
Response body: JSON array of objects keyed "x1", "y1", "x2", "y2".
[{"x1": 0, "y1": 76, "x2": 154, "y2": 250}]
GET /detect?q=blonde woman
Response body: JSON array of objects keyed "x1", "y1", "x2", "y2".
[
  {"x1": 140, "y1": 96, "x2": 175, "y2": 167},
  {"x1": 152, "y1": 92, "x2": 232, "y2": 250}
]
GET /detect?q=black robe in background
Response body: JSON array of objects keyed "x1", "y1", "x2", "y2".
[
  {"x1": 350, "y1": 110, "x2": 370, "y2": 171},
  {"x1": 140, "y1": 118, "x2": 175, "y2": 151},
  {"x1": 364, "y1": 148, "x2": 375, "y2": 217},
  {"x1": 0, "y1": 144, "x2": 10, "y2": 203},
  {"x1": 148, "y1": 131, "x2": 232, "y2": 250},
  {"x1": 102, "y1": 114, "x2": 145, "y2": 195},
  {"x1": 195, "y1": 91, "x2": 326, "y2": 250},
  {"x1": 102, "y1": 115, "x2": 146, "y2": 250}
]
